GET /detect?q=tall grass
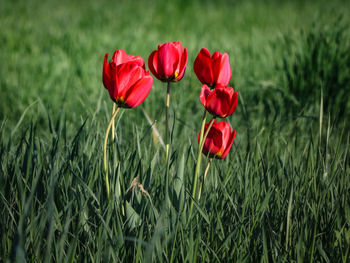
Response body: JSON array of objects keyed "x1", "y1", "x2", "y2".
[{"x1": 1, "y1": 106, "x2": 349, "y2": 261}]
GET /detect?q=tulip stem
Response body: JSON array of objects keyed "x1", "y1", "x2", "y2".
[
  {"x1": 198, "y1": 158, "x2": 213, "y2": 200},
  {"x1": 103, "y1": 106, "x2": 121, "y2": 200},
  {"x1": 165, "y1": 82, "x2": 171, "y2": 204},
  {"x1": 165, "y1": 82, "x2": 171, "y2": 161},
  {"x1": 190, "y1": 110, "x2": 207, "y2": 216},
  {"x1": 112, "y1": 103, "x2": 116, "y2": 140},
  {"x1": 190, "y1": 116, "x2": 215, "y2": 216}
]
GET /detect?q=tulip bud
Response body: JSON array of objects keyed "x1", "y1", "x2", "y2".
[
  {"x1": 148, "y1": 42, "x2": 188, "y2": 82},
  {"x1": 194, "y1": 48, "x2": 232, "y2": 87}
]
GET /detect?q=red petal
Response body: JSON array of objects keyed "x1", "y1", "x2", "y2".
[
  {"x1": 205, "y1": 87, "x2": 232, "y2": 117},
  {"x1": 103, "y1": 53, "x2": 113, "y2": 90},
  {"x1": 212, "y1": 51, "x2": 221, "y2": 60},
  {"x1": 112, "y1": 49, "x2": 127, "y2": 65},
  {"x1": 218, "y1": 121, "x2": 232, "y2": 144},
  {"x1": 221, "y1": 129, "x2": 236, "y2": 159},
  {"x1": 125, "y1": 55, "x2": 145, "y2": 68},
  {"x1": 200, "y1": 85, "x2": 211, "y2": 107},
  {"x1": 212, "y1": 53, "x2": 232, "y2": 86},
  {"x1": 124, "y1": 74, "x2": 153, "y2": 108},
  {"x1": 112, "y1": 49, "x2": 145, "y2": 68},
  {"x1": 176, "y1": 47, "x2": 188, "y2": 81},
  {"x1": 228, "y1": 91, "x2": 238, "y2": 116},
  {"x1": 200, "y1": 120, "x2": 221, "y2": 157},
  {"x1": 115, "y1": 63, "x2": 144, "y2": 100},
  {"x1": 173, "y1": 42, "x2": 183, "y2": 55},
  {"x1": 193, "y1": 48, "x2": 213, "y2": 85},
  {"x1": 148, "y1": 50, "x2": 160, "y2": 80},
  {"x1": 157, "y1": 43, "x2": 180, "y2": 79},
  {"x1": 203, "y1": 123, "x2": 223, "y2": 157}
]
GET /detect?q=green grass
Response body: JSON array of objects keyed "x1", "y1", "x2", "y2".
[{"x1": 1, "y1": 0, "x2": 350, "y2": 261}]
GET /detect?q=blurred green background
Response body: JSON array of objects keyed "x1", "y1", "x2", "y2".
[{"x1": 1, "y1": 0, "x2": 349, "y2": 136}]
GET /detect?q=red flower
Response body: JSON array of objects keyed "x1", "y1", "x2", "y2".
[
  {"x1": 103, "y1": 50, "x2": 145, "y2": 91},
  {"x1": 198, "y1": 120, "x2": 236, "y2": 159},
  {"x1": 200, "y1": 84, "x2": 238, "y2": 118},
  {"x1": 193, "y1": 48, "x2": 232, "y2": 87},
  {"x1": 148, "y1": 42, "x2": 188, "y2": 82},
  {"x1": 103, "y1": 55, "x2": 153, "y2": 108}
]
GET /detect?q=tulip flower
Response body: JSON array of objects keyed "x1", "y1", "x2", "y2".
[
  {"x1": 148, "y1": 41, "x2": 188, "y2": 165},
  {"x1": 193, "y1": 48, "x2": 232, "y2": 87},
  {"x1": 102, "y1": 54, "x2": 152, "y2": 201},
  {"x1": 198, "y1": 120, "x2": 236, "y2": 159},
  {"x1": 200, "y1": 84, "x2": 238, "y2": 118},
  {"x1": 103, "y1": 60, "x2": 153, "y2": 109},
  {"x1": 148, "y1": 41, "x2": 188, "y2": 82},
  {"x1": 103, "y1": 50, "x2": 145, "y2": 92}
]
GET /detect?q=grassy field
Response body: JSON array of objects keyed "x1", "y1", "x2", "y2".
[{"x1": 1, "y1": 0, "x2": 350, "y2": 261}]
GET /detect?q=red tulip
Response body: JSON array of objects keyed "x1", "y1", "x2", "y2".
[
  {"x1": 198, "y1": 120, "x2": 236, "y2": 159},
  {"x1": 193, "y1": 48, "x2": 232, "y2": 87},
  {"x1": 148, "y1": 42, "x2": 188, "y2": 82},
  {"x1": 103, "y1": 50, "x2": 145, "y2": 91},
  {"x1": 200, "y1": 84, "x2": 238, "y2": 118},
  {"x1": 103, "y1": 59, "x2": 153, "y2": 108}
]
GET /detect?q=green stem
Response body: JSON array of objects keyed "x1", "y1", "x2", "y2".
[
  {"x1": 103, "y1": 107, "x2": 121, "y2": 200},
  {"x1": 165, "y1": 82, "x2": 172, "y2": 204},
  {"x1": 190, "y1": 110, "x2": 207, "y2": 215},
  {"x1": 193, "y1": 117, "x2": 215, "y2": 203},
  {"x1": 165, "y1": 82, "x2": 171, "y2": 161},
  {"x1": 112, "y1": 103, "x2": 116, "y2": 140}
]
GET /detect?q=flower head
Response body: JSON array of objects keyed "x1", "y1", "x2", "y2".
[
  {"x1": 198, "y1": 120, "x2": 236, "y2": 159},
  {"x1": 194, "y1": 48, "x2": 232, "y2": 87},
  {"x1": 148, "y1": 42, "x2": 188, "y2": 82},
  {"x1": 200, "y1": 84, "x2": 238, "y2": 118},
  {"x1": 103, "y1": 49, "x2": 145, "y2": 91},
  {"x1": 103, "y1": 53, "x2": 153, "y2": 108}
]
